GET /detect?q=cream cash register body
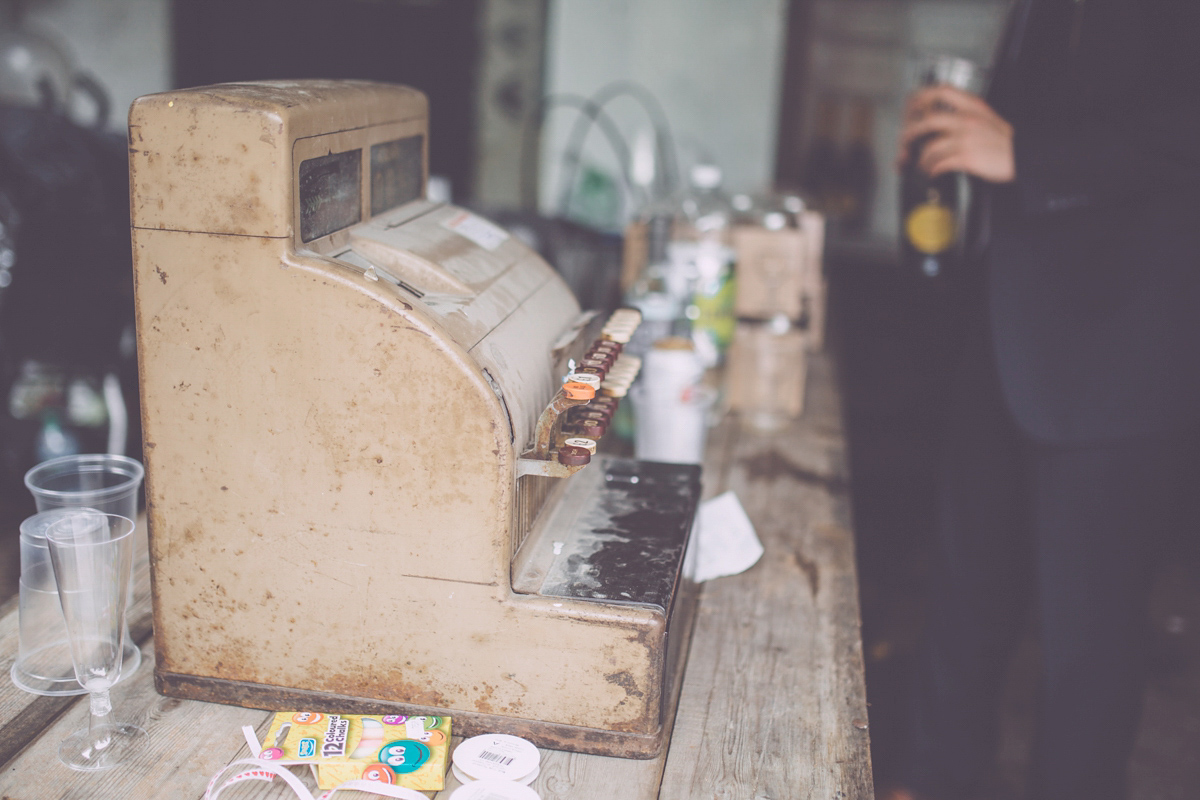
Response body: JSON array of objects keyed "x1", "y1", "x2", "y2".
[{"x1": 130, "y1": 80, "x2": 701, "y2": 757}]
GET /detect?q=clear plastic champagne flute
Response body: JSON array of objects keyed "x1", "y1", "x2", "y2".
[{"x1": 46, "y1": 511, "x2": 147, "y2": 770}]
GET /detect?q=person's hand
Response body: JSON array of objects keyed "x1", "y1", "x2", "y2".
[{"x1": 897, "y1": 85, "x2": 1015, "y2": 183}]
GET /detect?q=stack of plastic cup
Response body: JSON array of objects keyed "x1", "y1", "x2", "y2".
[
  {"x1": 14, "y1": 454, "x2": 145, "y2": 693},
  {"x1": 12, "y1": 509, "x2": 94, "y2": 694},
  {"x1": 24, "y1": 455, "x2": 144, "y2": 521}
]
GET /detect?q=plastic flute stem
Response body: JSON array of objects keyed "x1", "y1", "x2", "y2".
[{"x1": 87, "y1": 687, "x2": 114, "y2": 753}]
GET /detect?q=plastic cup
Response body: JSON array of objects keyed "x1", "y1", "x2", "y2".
[
  {"x1": 630, "y1": 383, "x2": 715, "y2": 465},
  {"x1": 24, "y1": 454, "x2": 144, "y2": 520},
  {"x1": 12, "y1": 509, "x2": 91, "y2": 695},
  {"x1": 631, "y1": 339, "x2": 714, "y2": 465},
  {"x1": 17, "y1": 454, "x2": 145, "y2": 693}
]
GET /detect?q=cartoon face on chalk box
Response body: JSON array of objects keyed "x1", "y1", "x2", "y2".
[{"x1": 257, "y1": 712, "x2": 451, "y2": 791}]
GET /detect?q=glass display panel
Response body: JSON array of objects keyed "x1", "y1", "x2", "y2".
[
  {"x1": 371, "y1": 136, "x2": 424, "y2": 217},
  {"x1": 299, "y1": 149, "x2": 362, "y2": 242}
]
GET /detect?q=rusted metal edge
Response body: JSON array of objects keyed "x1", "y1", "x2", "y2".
[
  {"x1": 154, "y1": 669, "x2": 672, "y2": 759},
  {"x1": 532, "y1": 388, "x2": 591, "y2": 460}
]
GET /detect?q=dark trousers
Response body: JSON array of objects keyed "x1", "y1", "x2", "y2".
[{"x1": 905, "y1": 313, "x2": 1190, "y2": 800}]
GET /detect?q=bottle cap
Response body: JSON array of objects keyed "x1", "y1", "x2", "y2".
[
  {"x1": 569, "y1": 411, "x2": 610, "y2": 427},
  {"x1": 565, "y1": 372, "x2": 600, "y2": 388},
  {"x1": 561, "y1": 382, "x2": 595, "y2": 400},
  {"x1": 578, "y1": 358, "x2": 609, "y2": 373},
  {"x1": 565, "y1": 420, "x2": 605, "y2": 439},
  {"x1": 563, "y1": 437, "x2": 597, "y2": 454},
  {"x1": 585, "y1": 350, "x2": 616, "y2": 367},
  {"x1": 557, "y1": 445, "x2": 591, "y2": 466},
  {"x1": 590, "y1": 396, "x2": 619, "y2": 412}
]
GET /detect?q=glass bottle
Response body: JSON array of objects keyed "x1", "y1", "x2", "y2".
[
  {"x1": 670, "y1": 164, "x2": 736, "y2": 366},
  {"x1": 899, "y1": 55, "x2": 979, "y2": 281}
]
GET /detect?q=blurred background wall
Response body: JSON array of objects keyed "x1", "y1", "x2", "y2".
[
  {"x1": 0, "y1": 0, "x2": 1008, "y2": 243},
  {"x1": 7, "y1": 0, "x2": 170, "y2": 133},
  {"x1": 539, "y1": 0, "x2": 789, "y2": 218}
]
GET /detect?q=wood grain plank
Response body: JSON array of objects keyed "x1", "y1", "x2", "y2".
[
  {"x1": 659, "y1": 353, "x2": 873, "y2": 800},
  {"x1": 0, "y1": 638, "x2": 275, "y2": 800},
  {"x1": 431, "y1": 746, "x2": 662, "y2": 800}
]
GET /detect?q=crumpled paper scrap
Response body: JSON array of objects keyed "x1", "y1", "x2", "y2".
[{"x1": 693, "y1": 490, "x2": 763, "y2": 582}]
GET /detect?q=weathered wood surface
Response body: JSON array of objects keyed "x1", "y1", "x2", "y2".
[
  {"x1": 659, "y1": 353, "x2": 873, "y2": 800},
  {"x1": 0, "y1": 352, "x2": 872, "y2": 799}
]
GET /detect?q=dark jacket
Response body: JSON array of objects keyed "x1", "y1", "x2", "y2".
[{"x1": 981, "y1": 0, "x2": 1200, "y2": 442}]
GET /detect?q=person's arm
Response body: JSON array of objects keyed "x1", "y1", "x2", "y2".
[
  {"x1": 899, "y1": 0, "x2": 1200, "y2": 213},
  {"x1": 898, "y1": 87, "x2": 1014, "y2": 184}
]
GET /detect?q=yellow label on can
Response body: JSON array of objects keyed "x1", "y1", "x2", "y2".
[{"x1": 905, "y1": 202, "x2": 957, "y2": 255}]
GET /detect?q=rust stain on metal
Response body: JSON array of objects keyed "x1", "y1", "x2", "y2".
[
  {"x1": 154, "y1": 669, "x2": 668, "y2": 758},
  {"x1": 625, "y1": 625, "x2": 657, "y2": 649},
  {"x1": 313, "y1": 666, "x2": 451, "y2": 710},
  {"x1": 474, "y1": 682, "x2": 497, "y2": 714},
  {"x1": 604, "y1": 670, "x2": 644, "y2": 700}
]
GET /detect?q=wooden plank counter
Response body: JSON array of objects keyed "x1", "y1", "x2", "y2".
[{"x1": 0, "y1": 353, "x2": 872, "y2": 799}]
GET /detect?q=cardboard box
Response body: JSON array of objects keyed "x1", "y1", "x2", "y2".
[{"x1": 258, "y1": 712, "x2": 450, "y2": 791}]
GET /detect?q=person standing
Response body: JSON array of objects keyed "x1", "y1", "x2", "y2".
[{"x1": 889, "y1": 0, "x2": 1200, "y2": 798}]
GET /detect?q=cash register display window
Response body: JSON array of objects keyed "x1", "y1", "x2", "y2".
[
  {"x1": 299, "y1": 149, "x2": 362, "y2": 242},
  {"x1": 370, "y1": 135, "x2": 423, "y2": 217}
]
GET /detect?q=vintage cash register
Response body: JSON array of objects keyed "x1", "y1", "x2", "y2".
[{"x1": 129, "y1": 81, "x2": 702, "y2": 757}]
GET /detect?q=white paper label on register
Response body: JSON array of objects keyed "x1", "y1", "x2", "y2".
[
  {"x1": 693, "y1": 491, "x2": 763, "y2": 582},
  {"x1": 441, "y1": 211, "x2": 510, "y2": 251}
]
